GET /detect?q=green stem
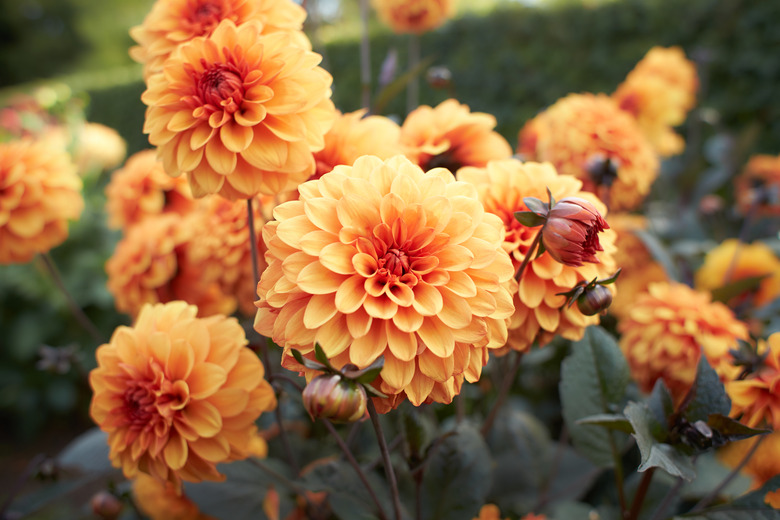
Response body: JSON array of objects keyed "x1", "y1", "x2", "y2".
[
  {"x1": 359, "y1": 0, "x2": 372, "y2": 111},
  {"x1": 406, "y1": 33, "x2": 420, "y2": 113},
  {"x1": 480, "y1": 350, "x2": 524, "y2": 436},
  {"x1": 627, "y1": 467, "x2": 656, "y2": 520},
  {"x1": 515, "y1": 229, "x2": 543, "y2": 282},
  {"x1": 648, "y1": 477, "x2": 684, "y2": 520},
  {"x1": 611, "y1": 431, "x2": 628, "y2": 517},
  {"x1": 368, "y1": 399, "x2": 402, "y2": 520}
]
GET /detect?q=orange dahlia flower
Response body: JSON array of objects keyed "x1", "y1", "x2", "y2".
[
  {"x1": 255, "y1": 155, "x2": 516, "y2": 411},
  {"x1": 72, "y1": 122, "x2": 127, "y2": 175},
  {"x1": 618, "y1": 282, "x2": 748, "y2": 401},
  {"x1": 133, "y1": 473, "x2": 215, "y2": 520},
  {"x1": 105, "y1": 149, "x2": 197, "y2": 230},
  {"x1": 0, "y1": 138, "x2": 83, "y2": 264},
  {"x1": 131, "y1": 0, "x2": 309, "y2": 77},
  {"x1": 458, "y1": 160, "x2": 617, "y2": 352},
  {"x1": 727, "y1": 332, "x2": 780, "y2": 429},
  {"x1": 90, "y1": 301, "x2": 276, "y2": 489},
  {"x1": 613, "y1": 46, "x2": 698, "y2": 157},
  {"x1": 735, "y1": 154, "x2": 780, "y2": 216},
  {"x1": 142, "y1": 19, "x2": 336, "y2": 200},
  {"x1": 473, "y1": 505, "x2": 507, "y2": 520},
  {"x1": 372, "y1": 0, "x2": 454, "y2": 34},
  {"x1": 106, "y1": 213, "x2": 236, "y2": 317},
  {"x1": 719, "y1": 433, "x2": 780, "y2": 507},
  {"x1": 694, "y1": 239, "x2": 780, "y2": 310},
  {"x1": 518, "y1": 93, "x2": 659, "y2": 211},
  {"x1": 401, "y1": 99, "x2": 512, "y2": 173}
]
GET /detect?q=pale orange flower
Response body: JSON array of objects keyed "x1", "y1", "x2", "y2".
[
  {"x1": 613, "y1": 46, "x2": 698, "y2": 157},
  {"x1": 106, "y1": 214, "x2": 236, "y2": 318},
  {"x1": 90, "y1": 301, "x2": 276, "y2": 489},
  {"x1": 518, "y1": 93, "x2": 659, "y2": 211},
  {"x1": 73, "y1": 122, "x2": 127, "y2": 174},
  {"x1": 255, "y1": 155, "x2": 516, "y2": 412},
  {"x1": 401, "y1": 99, "x2": 512, "y2": 173},
  {"x1": 105, "y1": 149, "x2": 197, "y2": 230},
  {"x1": 0, "y1": 138, "x2": 83, "y2": 264},
  {"x1": 735, "y1": 154, "x2": 780, "y2": 216},
  {"x1": 694, "y1": 239, "x2": 780, "y2": 310},
  {"x1": 459, "y1": 160, "x2": 617, "y2": 352},
  {"x1": 727, "y1": 332, "x2": 780, "y2": 429},
  {"x1": 618, "y1": 282, "x2": 748, "y2": 402},
  {"x1": 719, "y1": 432, "x2": 780, "y2": 505},
  {"x1": 372, "y1": 0, "x2": 454, "y2": 34},
  {"x1": 131, "y1": 0, "x2": 309, "y2": 77},
  {"x1": 142, "y1": 19, "x2": 336, "y2": 199},
  {"x1": 133, "y1": 473, "x2": 215, "y2": 520}
]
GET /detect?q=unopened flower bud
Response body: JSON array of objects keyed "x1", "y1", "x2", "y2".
[
  {"x1": 426, "y1": 66, "x2": 452, "y2": 90},
  {"x1": 576, "y1": 284, "x2": 613, "y2": 316},
  {"x1": 90, "y1": 491, "x2": 123, "y2": 520},
  {"x1": 585, "y1": 153, "x2": 620, "y2": 188},
  {"x1": 302, "y1": 374, "x2": 367, "y2": 423},
  {"x1": 542, "y1": 197, "x2": 609, "y2": 267}
]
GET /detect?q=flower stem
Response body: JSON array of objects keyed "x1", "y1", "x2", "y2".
[
  {"x1": 627, "y1": 467, "x2": 656, "y2": 520},
  {"x1": 480, "y1": 350, "x2": 524, "y2": 436},
  {"x1": 406, "y1": 33, "x2": 420, "y2": 113},
  {"x1": 322, "y1": 419, "x2": 389, "y2": 520},
  {"x1": 367, "y1": 399, "x2": 402, "y2": 520},
  {"x1": 359, "y1": 0, "x2": 372, "y2": 111},
  {"x1": 515, "y1": 229, "x2": 543, "y2": 282},
  {"x1": 247, "y1": 456, "x2": 309, "y2": 497},
  {"x1": 40, "y1": 253, "x2": 102, "y2": 344},
  {"x1": 648, "y1": 477, "x2": 684, "y2": 520}
]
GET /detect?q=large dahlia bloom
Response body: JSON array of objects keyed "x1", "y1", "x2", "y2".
[
  {"x1": 727, "y1": 332, "x2": 780, "y2": 429},
  {"x1": 618, "y1": 282, "x2": 748, "y2": 402},
  {"x1": 735, "y1": 154, "x2": 780, "y2": 216},
  {"x1": 105, "y1": 149, "x2": 196, "y2": 230},
  {"x1": 459, "y1": 160, "x2": 617, "y2": 352},
  {"x1": 255, "y1": 155, "x2": 516, "y2": 411},
  {"x1": 0, "y1": 139, "x2": 83, "y2": 264},
  {"x1": 613, "y1": 46, "x2": 699, "y2": 157},
  {"x1": 90, "y1": 302, "x2": 276, "y2": 489},
  {"x1": 694, "y1": 239, "x2": 780, "y2": 310},
  {"x1": 142, "y1": 19, "x2": 336, "y2": 199},
  {"x1": 131, "y1": 0, "x2": 309, "y2": 77},
  {"x1": 372, "y1": 0, "x2": 454, "y2": 34},
  {"x1": 401, "y1": 99, "x2": 512, "y2": 174},
  {"x1": 518, "y1": 93, "x2": 659, "y2": 211}
]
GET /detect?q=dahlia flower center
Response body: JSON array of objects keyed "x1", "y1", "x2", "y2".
[
  {"x1": 380, "y1": 248, "x2": 411, "y2": 277},
  {"x1": 188, "y1": 1, "x2": 224, "y2": 32},
  {"x1": 122, "y1": 376, "x2": 187, "y2": 430},
  {"x1": 198, "y1": 65, "x2": 244, "y2": 113},
  {"x1": 423, "y1": 151, "x2": 463, "y2": 173}
]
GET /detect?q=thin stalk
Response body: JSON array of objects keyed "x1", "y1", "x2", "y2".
[
  {"x1": 515, "y1": 229, "x2": 543, "y2": 282},
  {"x1": 322, "y1": 419, "x2": 389, "y2": 520},
  {"x1": 627, "y1": 467, "x2": 656, "y2": 520},
  {"x1": 367, "y1": 399, "x2": 402, "y2": 520},
  {"x1": 359, "y1": 0, "x2": 371, "y2": 111},
  {"x1": 248, "y1": 457, "x2": 309, "y2": 497},
  {"x1": 648, "y1": 477, "x2": 684, "y2": 520},
  {"x1": 535, "y1": 425, "x2": 569, "y2": 511},
  {"x1": 414, "y1": 469, "x2": 423, "y2": 520},
  {"x1": 611, "y1": 431, "x2": 628, "y2": 517},
  {"x1": 406, "y1": 33, "x2": 420, "y2": 113},
  {"x1": 480, "y1": 350, "x2": 524, "y2": 436},
  {"x1": 40, "y1": 253, "x2": 102, "y2": 344}
]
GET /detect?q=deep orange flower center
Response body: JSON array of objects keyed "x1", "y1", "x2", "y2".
[
  {"x1": 186, "y1": 1, "x2": 224, "y2": 33},
  {"x1": 198, "y1": 64, "x2": 244, "y2": 113},
  {"x1": 120, "y1": 368, "x2": 189, "y2": 432},
  {"x1": 380, "y1": 248, "x2": 411, "y2": 277},
  {"x1": 422, "y1": 150, "x2": 462, "y2": 173}
]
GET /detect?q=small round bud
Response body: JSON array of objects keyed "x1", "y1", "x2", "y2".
[
  {"x1": 576, "y1": 284, "x2": 613, "y2": 316},
  {"x1": 585, "y1": 153, "x2": 620, "y2": 188},
  {"x1": 426, "y1": 66, "x2": 452, "y2": 90},
  {"x1": 302, "y1": 374, "x2": 368, "y2": 423},
  {"x1": 90, "y1": 491, "x2": 123, "y2": 520}
]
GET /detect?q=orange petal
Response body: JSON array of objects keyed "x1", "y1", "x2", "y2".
[
  {"x1": 182, "y1": 400, "x2": 223, "y2": 438},
  {"x1": 417, "y1": 317, "x2": 455, "y2": 358},
  {"x1": 187, "y1": 363, "x2": 228, "y2": 399},
  {"x1": 163, "y1": 431, "x2": 188, "y2": 470}
]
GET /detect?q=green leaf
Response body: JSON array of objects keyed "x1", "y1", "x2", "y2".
[
  {"x1": 291, "y1": 348, "x2": 328, "y2": 371},
  {"x1": 647, "y1": 380, "x2": 675, "y2": 433},
  {"x1": 342, "y1": 356, "x2": 385, "y2": 384},
  {"x1": 522, "y1": 196, "x2": 549, "y2": 216},
  {"x1": 677, "y1": 474, "x2": 780, "y2": 519},
  {"x1": 421, "y1": 422, "x2": 492, "y2": 520},
  {"x1": 576, "y1": 413, "x2": 634, "y2": 434},
  {"x1": 706, "y1": 414, "x2": 769, "y2": 442},
  {"x1": 624, "y1": 401, "x2": 696, "y2": 481},
  {"x1": 314, "y1": 343, "x2": 336, "y2": 370},
  {"x1": 372, "y1": 55, "x2": 436, "y2": 115},
  {"x1": 57, "y1": 427, "x2": 113, "y2": 473},
  {"x1": 514, "y1": 210, "x2": 547, "y2": 228},
  {"x1": 560, "y1": 326, "x2": 631, "y2": 467},
  {"x1": 682, "y1": 356, "x2": 731, "y2": 424},
  {"x1": 710, "y1": 274, "x2": 770, "y2": 304}
]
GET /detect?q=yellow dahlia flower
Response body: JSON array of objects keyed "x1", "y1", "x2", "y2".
[
  {"x1": 727, "y1": 332, "x2": 780, "y2": 429},
  {"x1": 401, "y1": 99, "x2": 512, "y2": 173},
  {"x1": 90, "y1": 301, "x2": 276, "y2": 489},
  {"x1": 618, "y1": 282, "x2": 748, "y2": 402},
  {"x1": 106, "y1": 214, "x2": 236, "y2": 318},
  {"x1": 0, "y1": 138, "x2": 83, "y2": 264},
  {"x1": 255, "y1": 155, "x2": 516, "y2": 412},
  {"x1": 735, "y1": 154, "x2": 780, "y2": 216},
  {"x1": 133, "y1": 473, "x2": 215, "y2": 520},
  {"x1": 613, "y1": 46, "x2": 698, "y2": 157},
  {"x1": 105, "y1": 149, "x2": 197, "y2": 230},
  {"x1": 719, "y1": 432, "x2": 780, "y2": 506},
  {"x1": 372, "y1": 0, "x2": 454, "y2": 34},
  {"x1": 694, "y1": 239, "x2": 780, "y2": 310},
  {"x1": 142, "y1": 19, "x2": 336, "y2": 199},
  {"x1": 518, "y1": 93, "x2": 659, "y2": 211},
  {"x1": 131, "y1": 0, "x2": 309, "y2": 77},
  {"x1": 459, "y1": 160, "x2": 617, "y2": 352}
]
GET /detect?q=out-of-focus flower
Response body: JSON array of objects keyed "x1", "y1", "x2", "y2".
[
  {"x1": 473, "y1": 504, "x2": 507, "y2": 520},
  {"x1": 719, "y1": 432, "x2": 780, "y2": 506},
  {"x1": 518, "y1": 93, "x2": 659, "y2": 211},
  {"x1": 372, "y1": 0, "x2": 454, "y2": 34},
  {"x1": 542, "y1": 197, "x2": 609, "y2": 267},
  {"x1": 618, "y1": 282, "x2": 749, "y2": 402},
  {"x1": 401, "y1": 99, "x2": 512, "y2": 174},
  {"x1": 106, "y1": 214, "x2": 235, "y2": 317},
  {"x1": 694, "y1": 239, "x2": 780, "y2": 310},
  {"x1": 90, "y1": 491, "x2": 123, "y2": 520},
  {"x1": 313, "y1": 109, "x2": 403, "y2": 180},
  {"x1": 90, "y1": 301, "x2": 276, "y2": 489},
  {"x1": 302, "y1": 374, "x2": 368, "y2": 423},
  {"x1": 735, "y1": 154, "x2": 780, "y2": 216},
  {"x1": 255, "y1": 155, "x2": 516, "y2": 412},
  {"x1": 727, "y1": 332, "x2": 780, "y2": 429},
  {"x1": 459, "y1": 160, "x2": 616, "y2": 352},
  {"x1": 142, "y1": 19, "x2": 336, "y2": 199},
  {"x1": 131, "y1": 0, "x2": 309, "y2": 77},
  {"x1": 73, "y1": 122, "x2": 127, "y2": 174},
  {"x1": 613, "y1": 46, "x2": 699, "y2": 157},
  {"x1": 105, "y1": 149, "x2": 197, "y2": 230},
  {"x1": 133, "y1": 473, "x2": 214, "y2": 520},
  {"x1": 0, "y1": 139, "x2": 83, "y2": 264}
]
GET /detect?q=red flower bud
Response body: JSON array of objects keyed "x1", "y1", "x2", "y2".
[
  {"x1": 90, "y1": 491, "x2": 123, "y2": 520},
  {"x1": 541, "y1": 197, "x2": 609, "y2": 267},
  {"x1": 302, "y1": 374, "x2": 368, "y2": 423},
  {"x1": 576, "y1": 284, "x2": 613, "y2": 316}
]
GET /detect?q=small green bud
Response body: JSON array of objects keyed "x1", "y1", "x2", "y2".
[{"x1": 576, "y1": 284, "x2": 613, "y2": 316}]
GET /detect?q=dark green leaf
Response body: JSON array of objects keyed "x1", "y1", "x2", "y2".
[
  {"x1": 597, "y1": 268, "x2": 622, "y2": 285},
  {"x1": 576, "y1": 413, "x2": 635, "y2": 434},
  {"x1": 710, "y1": 274, "x2": 770, "y2": 304},
  {"x1": 291, "y1": 349, "x2": 328, "y2": 371},
  {"x1": 342, "y1": 356, "x2": 385, "y2": 384},
  {"x1": 706, "y1": 414, "x2": 770, "y2": 442},
  {"x1": 683, "y1": 356, "x2": 731, "y2": 424},
  {"x1": 647, "y1": 379, "x2": 675, "y2": 434},
  {"x1": 522, "y1": 196, "x2": 550, "y2": 216},
  {"x1": 314, "y1": 344, "x2": 336, "y2": 370},
  {"x1": 560, "y1": 326, "x2": 631, "y2": 467},
  {"x1": 514, "y1": 210, "x2": 547, "y2": 228},
  {"x1": 677, "y1": 474, "x2": 780, "y2": 519}
]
